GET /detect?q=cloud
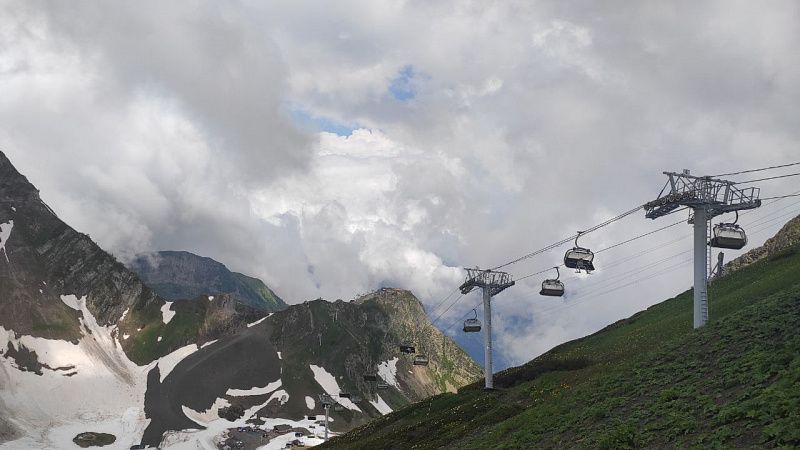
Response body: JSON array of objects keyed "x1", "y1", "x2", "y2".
[{"x1": 2, "y1": 0, "x2": 799, "y2": 368}]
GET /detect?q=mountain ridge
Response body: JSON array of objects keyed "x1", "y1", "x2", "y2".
[{"x1": 128, "y1": 250, "x2": 287, "y2": 312}]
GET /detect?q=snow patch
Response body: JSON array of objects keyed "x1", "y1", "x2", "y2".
[
  {"x1": 208, "y1": 295, "x2": 214, "y2": 301},
  {"x1": 277, "y1": 351, "x2": 282, "y2": 360},
  {"x1": 267, "y1": 389, "x2": 289, "y2": 406},
  {"x1": 247, "y1": 315, "x2": 269, "y2": 328},
  {"x1": 160, "y1": 302, "x2": 175, "y2": 325},
  {"x1": 181, "y1": 397, "x2": 231, "y2": 426},
  {"x1": 309, "y1": 365, "x2": 361, "y2": 412},
  {"x1": 157, "y1": 344, "x2": 199, "y2": 382},
  {"x1": 370, "y1": 394, "x2": 393, "y2": 415},
  {"x1": 200, "y1": 339, "x2": 218, "y2": 349},
  {"x1": 226, "y1": 379, "x2": 282, "y2": 397},
  {"x1": 305, "y1": 396, "x2": 315, "y2": 410},
  {"x1": 10, "y1": 206, "x2": 15, "y2": 212},
  {"x1": 123, "y1": 334, "x2": 130, "y2": 340},
  {"x1": 0, "y1": 220, "x2": 13, "y2": 262},
  {"x1": 377, "y1": 357, "x2": 400, "y2": 388},
  {"x1": 119, "y1": 307, "x2": 130, "y2": 322},
  {"x1": 60, "y1": 294, "x2": 80, "y2": 311},
  {"x1": 157, "y1": 336, "x2": 163, "y2": 342}
]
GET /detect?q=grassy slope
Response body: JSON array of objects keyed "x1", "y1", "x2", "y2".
[
  {"x1": 322, "y1": 244, "x2": 800, "y2": 449},
  {"x1": 231, "y1": 272, "x2": 287, "y2": 311}
]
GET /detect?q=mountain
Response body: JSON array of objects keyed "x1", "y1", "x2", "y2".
[
  {"x1": 321, "y1": 217, "x2": 800, "y2": 449},
  {"x1": 0, "y1": 150, "x2": 480, "y2": 449},
  {"x1": 141, "y1": 289, "x2": 482, "y2": 447},
  {"x1": 128, "y1": 250, "x2": 287, "y2": 312}
]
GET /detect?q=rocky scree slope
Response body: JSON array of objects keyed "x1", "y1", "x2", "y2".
[
  {"x1": 321, "y1": 218, "x2": 800, "y2": 450},
  {"x1": 723, "y1": 213, "x2": 800, "y2": 273},
  {"x1": 128, "y1": 250, "x2": 287, "y2": 312}
]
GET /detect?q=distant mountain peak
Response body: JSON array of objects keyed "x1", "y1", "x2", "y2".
[{"x1": 128, "y1": 250, "x2": 287, "y2": 312}]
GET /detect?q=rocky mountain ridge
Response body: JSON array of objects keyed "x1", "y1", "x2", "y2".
[{"x1": 128, "y1": 250, "x2": 287, "y2": 312}]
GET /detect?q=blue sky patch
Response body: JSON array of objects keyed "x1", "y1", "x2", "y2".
[
  {"x1": 289, "y1": 108, "x2": 355, "y2": 136},
  {"x1": 388, "y1": 65, "x2": 417, "y2": 101}
]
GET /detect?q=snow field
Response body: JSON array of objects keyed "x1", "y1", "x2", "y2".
[
  {"x1": 309, "y1": 365, "x2": 361, "y2": 412},
  {"x1": 160, "y1": 302, "x2": 176, "y2": 324},
  {"x1": 226, "y1": 379, "x2": 282, "y2": 397},
  {"x1": 377, "y1": 357, "x2": 400, "y2": 388},
  {"x1": 0, "y1": 220, "x2": 13, "y2": 262},
  {"x1": 369, "y1": 394, "x2": 393, "y2": 415},
  {"x1": 0, "y1": 295, "x2": 150, "y2": 449}
]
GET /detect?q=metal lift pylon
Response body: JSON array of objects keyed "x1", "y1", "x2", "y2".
[
  {"x1": 459, "y1": 268, "x2": 514, "y2": 390},
  {"x1": 644, "y1": 169, "x2": 761, "y2": 329}
]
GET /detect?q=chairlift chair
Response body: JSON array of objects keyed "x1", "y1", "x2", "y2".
[
  {"x1": 462, "y1": 309, "x2": 482, "y2": 333},
  {"x1": 363, "y1": 374, "x2": 377, "y2": 382},
  {"x1": 377, "y1": 383, "x2": 389, "y2": 390},
  {"x1": 540, "y1": 267, "x2": 565, "y2": 297},
  {"x1": 399, "y1": 343, "x2": 416, "y2": 354},
  {"x1": 710, "y1": 212, "x2": 748, "y2": 250},
  {"x1": 564, "y1": 231, "x2": 595, "y2": 273},
  {"x1": 413, "y1": 355, "x2": 429, "y2": 366},
  {"x1": 339, "y1": 393, "x2": 351, "y2": 399}
]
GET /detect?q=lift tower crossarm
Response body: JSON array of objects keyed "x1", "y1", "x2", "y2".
[
  {"x1": 459, "y1": 268, "x2": 514, "y2": 390},
  {"x1": 644, "y1": 171, "x2": 761, "y2": 219},
  {"x1": 644, "y1": 169, "x2": 761, "y2": 329}
]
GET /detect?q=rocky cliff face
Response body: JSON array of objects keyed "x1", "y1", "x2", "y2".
[
  {"x1": 723, "y1": 214, "x2": 800, "y2": 274},
  {"x1": 0, "y1": 151, "x2": 263, "y2": 364},
  {"x1": 0, "y1": 150, "x2": 158, "y2": 342},
  {"x1": 128, "y1": 250, "x2": 287, "y2": 312}
]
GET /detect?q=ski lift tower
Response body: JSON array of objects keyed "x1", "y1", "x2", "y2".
[
  {"x1": 318, "y1": 394, "x2": 333, "y2": 441},
  {"x1": 459, "y1": 268, "x2": 514, "y2": 390},
  {"x1": 643, "y1": 170, "x2": 761, "y2": 329}
]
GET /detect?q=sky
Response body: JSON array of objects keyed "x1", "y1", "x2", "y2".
[{"x1": 1, "y1": 1, "x2": 799, "y2": 368}]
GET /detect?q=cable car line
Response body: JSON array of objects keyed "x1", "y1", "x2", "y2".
[
  {"x1": 431, "y1": 171, "x2": 798, "y2": 373},
  {"x1": 733, "y1": 171, "x2": 800, "y2": 185},
  {"x1": 429, "y1": 294, "x2": 465, "y2": 326},
  {"x1": 759, "y1": 192, "x2": 800, "y2": 201},
  {"x1": 425, "y1": 287, "x2": 459, "y2": 320},
  {"x1": 489, "y1": 205, "x2": 644, "y2": 271},
  {"x1": 711, "y1": 161, "x2": 800, "y2": 177}
]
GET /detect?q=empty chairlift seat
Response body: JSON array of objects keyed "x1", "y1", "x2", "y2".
[
  {"x1": 540, "y1": 279, "x2": 565, "y2": 296},
  {"x1": 413, "y1": 355, "x2": 429, "y2": 366},
  {"x1": 377, "y1": 383, "x2": 389, "y2": 390},
  {"x1": 710, "y1": 223, "x2": 747, "y2": 250},
  {"x1": 399, "y1": 343, "x2": 416, "y2": 354},
  {"x1": 540, "y1": 266, "x2": 565, "y2": 297},
  {"x1": 564, "y1": 232, "x2": 595, "y2": 272},
  {"x1": 463, "y1": 309, "x2": 482, "y2": 332},
  {"x1": 363, "y1": 374, "x2": 377, "y2": 382}
]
